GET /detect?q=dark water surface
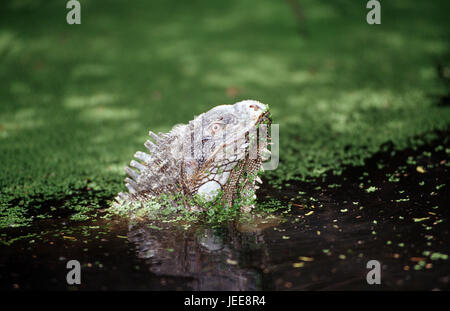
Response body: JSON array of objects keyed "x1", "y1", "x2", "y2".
[{"x1": 1, "y1": 134, "x2": 449, "y2": 290}]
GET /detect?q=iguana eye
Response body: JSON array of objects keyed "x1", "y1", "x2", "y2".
[{"x1": 209, "y1": 122, "x2": 225, "y2": 134}]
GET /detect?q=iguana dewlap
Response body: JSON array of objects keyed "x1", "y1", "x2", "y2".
[{"x1": 114, "y1": 100, "x2": 271, "y2": 212}]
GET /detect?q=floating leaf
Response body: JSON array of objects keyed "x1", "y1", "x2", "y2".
[
  {"x1": 430, "y1": 253, "x2": 448, "y2": 260},
  {"x1": 413, "y1": 217, "x2": 429, "y2": 222},
  {"x1": 63, "y1": 236, "x2": 76, "y2": 240},
  {"x1": 416, "y1": 166, "x2": 426, "y2": 173},
  {"x1": 226, "y1": 258, "x2": 238, "y2": 265},
  {"x1": 365, "y1": 186, "x2": 377, "y2": 193}
]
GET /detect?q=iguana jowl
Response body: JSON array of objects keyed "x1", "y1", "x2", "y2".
[{"x1": 115, "y1": 100, "x2": 271, "y2": 212}]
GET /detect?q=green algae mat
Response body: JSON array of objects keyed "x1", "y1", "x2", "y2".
[{"x1": 1, "y1": 0, "x2": 449, "y2": 228}]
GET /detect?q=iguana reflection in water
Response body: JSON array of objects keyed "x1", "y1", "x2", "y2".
[{"x1": 127, "y1": 219, "x2": 277, "y2": 290}]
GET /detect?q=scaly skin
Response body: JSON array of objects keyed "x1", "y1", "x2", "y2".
[{"x1": 114, "y1": 100, "x2": 271, "y2": 212}]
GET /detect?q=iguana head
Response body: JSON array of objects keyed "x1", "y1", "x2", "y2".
[{"x1": 185, "y1": 100, "x2": 271, "y2": 203}]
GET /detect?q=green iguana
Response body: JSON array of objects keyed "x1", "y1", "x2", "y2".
[{"x1": 114, "y1": 100, "x2": 271, "y2": 213}]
